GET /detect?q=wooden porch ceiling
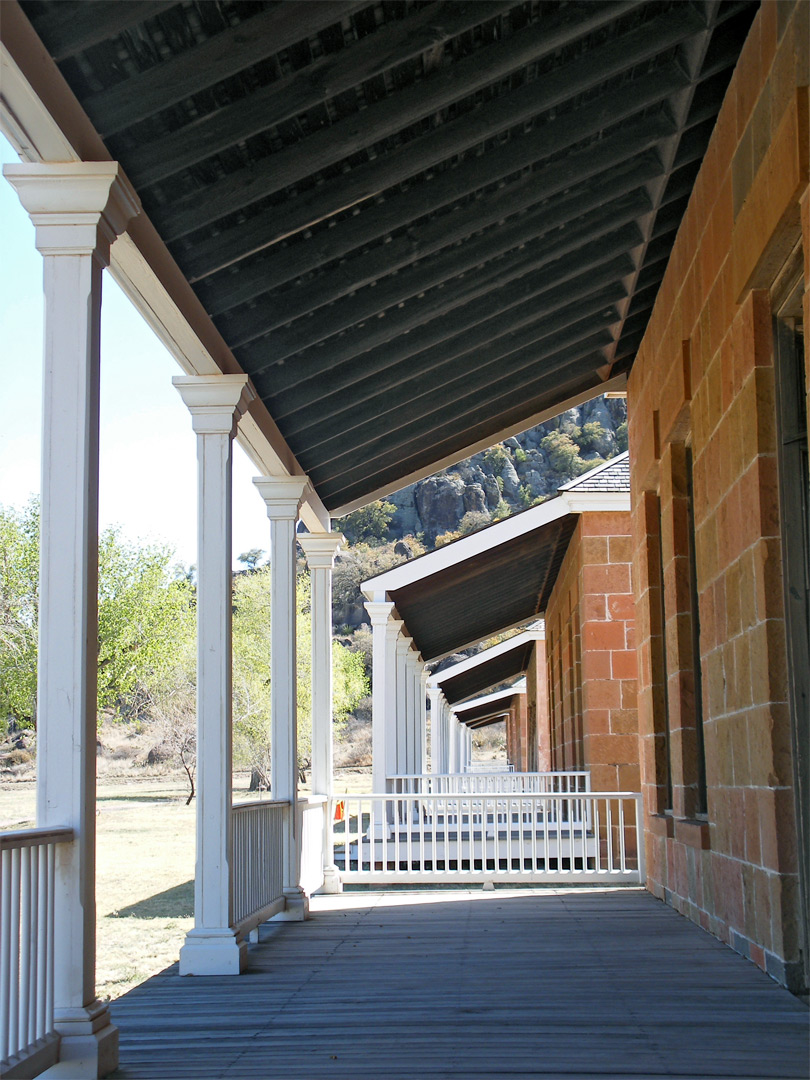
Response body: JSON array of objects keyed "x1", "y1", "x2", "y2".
[
  {"x1": 438, "y1": 637, "x2": 536, "y2": 705},
  {"x1": 19, "y1": 0, "x2": 758, "y2": 514}
]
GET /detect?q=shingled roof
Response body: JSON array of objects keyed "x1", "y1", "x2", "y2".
[{"x1": 559, "y1": 449, "x2": 630, "y2": 493}]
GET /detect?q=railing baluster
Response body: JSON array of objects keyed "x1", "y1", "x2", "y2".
[
  {"x1": 619, "y1": 798, "x2": 627, "y2": 873},
  {"x1": 1, "y1": 848, "x2": 11, "y2": 1064}
]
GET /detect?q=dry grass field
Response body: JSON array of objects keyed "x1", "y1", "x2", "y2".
[{"x1": 0, "y1": 766, "x2": 371, "y2": 1000}]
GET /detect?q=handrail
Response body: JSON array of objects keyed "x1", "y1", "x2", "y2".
[
  {"x1": 1, "y1": 825, "x2": 73, "y2": 1074},
  {"x1": 1, "y1": 827, "x2": 74, "y2": 850},
  {"x1": 230, "y1": 800, "x2": 286, "y2": 936}
]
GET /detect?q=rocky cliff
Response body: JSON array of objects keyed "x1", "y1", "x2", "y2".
[{"x1": 385, "y1": 395, "x2": 626, "y2": 544}]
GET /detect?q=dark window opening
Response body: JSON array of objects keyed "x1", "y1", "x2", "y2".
[{"x1": 685, "y1": 446, "x2": 707, "y2": 816}]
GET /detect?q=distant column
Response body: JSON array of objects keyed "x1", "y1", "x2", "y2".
[
  {"x1": 299, "y1": 531, "x2": 343, "y2": 894},
  {"x1": 396, "y1": 635, "x2": 413, "y2": 778},
  {"x1": 254, "y1": 475, "x2": 310, "y2": 920},
  {"x1": 365, "y1": 602, "x2": 402, "y2": 792},
  {"x1": 5, "y1": 162, "x2": 139, "y2": 1075},
  {"x1": 405, "y1": 649, "x2": 421, "y2": 774},
  {"x1": 428, "y1": 686, "x2": 443, "y2": 773},
  {"x1": 419, "y1": 668, "x2": 429, "y2": 775}
]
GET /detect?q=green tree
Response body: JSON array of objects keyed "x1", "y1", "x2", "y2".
[
  {"x1": 97, "y1": 528, "x2": 195, "y2": 715},
  {"x1": 0, "y1": 499, "x2": 39, "y2": 727},
  {"x1": 232, "y1": 566, "x2": 368, "y2": 787},
  {"x1": 335, "y1": 500, "x2": 396, "y2": 546},
  {"x1": 0, "y1": 499, "x2": 196, "y2": 729},
  {"x1": 616, "y1": 420, "x2": 629, "y2": 452},
  {"x1": 540, "y1": 430, "x2": 588, "y2": 476}
]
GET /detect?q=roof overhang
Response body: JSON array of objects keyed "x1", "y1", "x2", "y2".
[
  {"x1": 363, "y1": 465, "x2": 630, "y2": 661},
  {"x1": 454, "y1": 682, "x2": 527, "y2": 727},
  {"x1": 2, "y1": 1, "x2": 758, "y2": 516},
  {"x1": 0, "y1": 6, "x2": 330, "y2": 531},
  {"x1": 428, "y1": 627, "x2": 544, "y2": 706}
]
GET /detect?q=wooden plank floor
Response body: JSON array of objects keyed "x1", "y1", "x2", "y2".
[{"x1": 109, "y1": 888, "x2": 809, "y2": 1079}]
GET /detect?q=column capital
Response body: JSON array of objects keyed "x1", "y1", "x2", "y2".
[
  {"x1": 299, "y1": 531, "x2": 344, "y2": 569},
  {"x1": 254, "y1": 475, "x2": 311, "y2": 520},
  {"x1": 396, "y1": 634, "x2": 413, "y2": 655},
  {"x1": 173, "y1": 374, "x2": 254, "y2": 435},
  {"x1": 4, "y1": 161, "x2": 140, "y2": 262},
  {"x1": 406, "y1": 649, "x2": 422, "y2": 668},
  {"x1": 365, "y1": 599, "x2": 396, "y2": 625},
  {"x1": 420, "y1": 669, "x2": 430, "y2": 688}
]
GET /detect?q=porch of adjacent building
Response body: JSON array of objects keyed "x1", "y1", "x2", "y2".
[{"x1": 107, "y1": 887, "x2": 809, "y2": 1080}]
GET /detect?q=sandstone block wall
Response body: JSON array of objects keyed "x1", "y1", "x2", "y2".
[{"x1": 627, "y1": 0, "x2": 809, "y2": 990}]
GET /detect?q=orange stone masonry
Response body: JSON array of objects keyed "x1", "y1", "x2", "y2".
[
  {"x1": 544, "y1": 512, "x2": 639, "y2": 793},
  {"x1": 627, "y1": 0, "x2": 809, "y2": 990}
]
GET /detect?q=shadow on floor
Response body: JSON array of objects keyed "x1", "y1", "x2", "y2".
[{"x1": 108, "y1": 880, "x2": 194, "y2": 920}]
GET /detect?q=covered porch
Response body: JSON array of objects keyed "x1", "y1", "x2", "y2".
[
  {"x1": 2, "y1": 0, "x2": 809, "y2": 1077},
  {"x1": 107, "y1": 887, "x2": 809, "y2": 1079}
]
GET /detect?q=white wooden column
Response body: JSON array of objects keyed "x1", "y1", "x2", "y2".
[
  {"x1": 254, "y1": 476, "x2": 310, "y2": 920},
  {"x1": 175, "y1": 374, "x2": 254, "y2": 977},
  {"x1": 449, "y1": 710, "x2": 459, "y2": 774},
  {"x1": 396, "y1": 635, "x2": 412, "y2": 777},
  {"x1": 418, "y1": 665, "x2": 429, "y2": 776},
  {"x1": 428, "y1": 686, "x2": 442, "y2": 774},
  {"x1": 298, "y1": 531, "x2": 343, "y2": 894},
  {"x1": 405, "y1": 648, "x2": 419, "y2": 774},
  {"x1": 4, "y1": 162, "x2": 139, "y2": 1075},
  {"x1": 365, "y1": 602, "x2": 401, "y2": 793}
]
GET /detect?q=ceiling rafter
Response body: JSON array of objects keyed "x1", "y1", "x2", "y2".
[
  {"x1": 80, "y1": 1, "x2": 369, "y2": 135},
  {"x1": 228, "y1": 192, "x2": 649, "y2": 357},
  {"x1": 316, "y1": 346, "x2": 610, "y2": 502},
  {"x1": 295, "y1": 311, "x2": 623, "y2": 463},
  {"x1": 244, "y1": 236, "x2": 638, "y2": 390},
  {"x1": 274, "y1": 281, "x2": 628, "y2": 442},
  {"x1": 198, "y1": 135, "x2": 665, "y2": 319},
  {"x1": 153, "y1": 0, "x2": 657, "y2": 242},
  {"x1": 175, "y1": 53, "x2": 688, "y2": 279},
  {"x1": 30, "y1": 0, "x2": 176, "y2": 61},
  {"x1": 123, "y1": 1, "x2": 533, "y2": 189},
  {"x1": 321, "y1": 360, "x2": 609, "y2": 510}
]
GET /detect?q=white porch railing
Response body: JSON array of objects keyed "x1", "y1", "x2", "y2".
[
  {"x1": 1, "y1": 826, "x2": 73, "y2": 1079},
  {"x1": 389, "y1": 771, "x2": 590, "y2": 795},
  {"x1": 331, "y1": 793, "x2": 643, "y2": 884},
  {"x1": 231, "y1": 801, "x2": 286, "y2": 936},
  {"x1": 467, "y1": 761, "x2": 514, "y2": 772}
]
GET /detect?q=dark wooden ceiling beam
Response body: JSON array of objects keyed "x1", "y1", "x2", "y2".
[
  {"x1": 211, "y1": 169, "x2": 654, "y2": 334},
  {"x1": 275, "y1": 280, "x2": 627, "y2": 444},
  {"x1": 82, "y1": 1, "x2": 369, "y2": 136},
  {"x1": 600, "y1": 3, "x2": 719, "y2": 370},
  {"x1": 199, "y1": 137, "x2": 663, "y2": 321},
  {"x1": 243, "y1": 226, "x2": 639, "y2": 390},
  {"x1": 259, "y1": 254, "x2": 634, "y2": 421},
  {"x1": 293, "y1": 311, "x2": 621, "y2": 463},
  {"x1": 320, "y1": 364, "x2": 606, "y2": 510},
  {"x1": 28, "y1": 1, "x2": 175, "y2": 61},
  {"x1": 124, "y1": 1, "x2": 541, "y2": 188},
  {"x1": 314, "y1": 352, "x2": 606, "y2": 503},
  {"x1": 179, "y1": 64, "x2": 681, "y2": 281},
  {"x1": 158, "y1": 5, "x2": 701, "y2": 243},
  {"x1": 228, "y1": 189, "x2": 649, "y2": 357}
]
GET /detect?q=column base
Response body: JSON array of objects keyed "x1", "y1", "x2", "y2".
[
  {"x1": 179, "y1": 928, "x2": 247, "y2": 975},
  {"x1": 318, "y1": 864, "x2": 343, "y2": 894},
  {"x1": 274, "y1": 886, "x2": 310, "y2": 921},
  {"x1": 39, "y1": 1000, "x2": 118, "y2": 1077}
]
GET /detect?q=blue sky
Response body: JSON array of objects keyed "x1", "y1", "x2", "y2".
[{"x1": 0, "y1": 134, "x2": 273, "y2": 569}]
